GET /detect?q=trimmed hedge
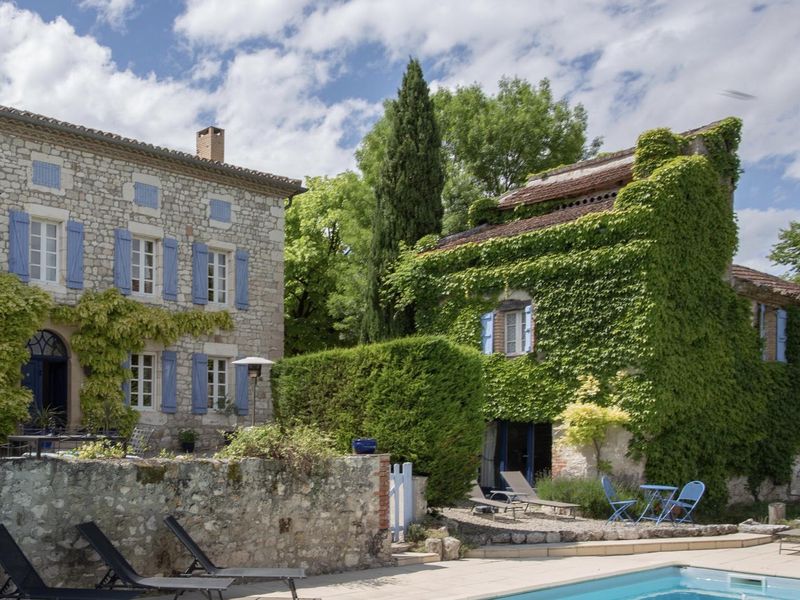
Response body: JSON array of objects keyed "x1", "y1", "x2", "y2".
[{"x1": 271, "y1": 336, "x2": 485, "y2": 506}]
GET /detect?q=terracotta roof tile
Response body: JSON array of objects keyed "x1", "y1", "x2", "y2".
[
  {"x1": 0, "y1": 105, "x2": 304, "y2": 195},
  {"x1": 730, "y1": 264, "x2": 800, "y2": 302},
  {"x1": 436, "y1": 196, "x2": 615, "y2": 251}
]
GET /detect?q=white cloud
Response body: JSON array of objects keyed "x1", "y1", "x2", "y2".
[
  {"x1": 735, "y1": 208, "x2": 800, "y2": 275},
  {"x1": 79, "y1": 0, "x2": 137, "y2": 31},
  {"x1": 0, "y1": 3, "x2": 207, "y2": 153}
]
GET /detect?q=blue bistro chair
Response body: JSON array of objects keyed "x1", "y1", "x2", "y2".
[
  {"x1": 601, "y1": 475, "x2": 637, "y2": 523},
  {"x1": 657, "y1": 480, "x2": 705, "y2": 524}
]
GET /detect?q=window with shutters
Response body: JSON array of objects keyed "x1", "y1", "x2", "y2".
[
  {"x1": 131, "y1": 237, "x2": 156, "y2": 296},
  {"x1": 504, "y1": 310, "x2": 524, "y2": 355},
  {"x1": 130, "y1": 352, "x2": 156, "y2": 410},
  {"x1": 207, "y1": 357, "x2": 228, "y2": 410},
  {"x1": 207, "y1": 249, "x2": 228, "y2": 304},
  {"x1": 30, "y1": 219, "x2": 59, "y2": 283},
  {"x1": 32, "y1": 160, "x2": 61, "y2": 190}
]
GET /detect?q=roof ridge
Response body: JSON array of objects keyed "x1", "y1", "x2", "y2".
[{"x1": 0, "y1": 105, "x2": 304, "y2": 194}]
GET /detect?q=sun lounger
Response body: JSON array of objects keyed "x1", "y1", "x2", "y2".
[
  {"x1": 467, "y1": 482, "x2": 522, "y2": 520},
  {"x1": 76, "y1": 522, "x2": 234, "y2": 600},
  {"x1": 163, "y1": 516, "x2": 306, "y2": 600},
  {"x1": 500, "y1": 471, "x2": 580, "y2": 517},
  {"x1": 0, "y1": 524, "x2": 142, "y2": 600}
]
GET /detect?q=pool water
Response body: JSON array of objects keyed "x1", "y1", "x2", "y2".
[{"x1": 496, "y1": 566, "x2": 800, "y2": 599}]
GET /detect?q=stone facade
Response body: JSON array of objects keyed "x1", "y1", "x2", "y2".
[
  {"x1": 0, "y1": 454, "x2": 392, "y2": 586},
  {"x1": 0, "y1": 108, "x2": 303, "y2": 450}
]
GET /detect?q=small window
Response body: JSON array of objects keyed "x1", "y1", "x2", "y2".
[
  {"x1": 32, "y1": 160, "x2": 61, "y2": 189},
  {"x1": 505, "y1": 311, "x2": 524, "y2": 355},
  {"x1": 30, "y1": 219, "x2": 59, "y2": 283},
  {"x1": 130, "y1": 353, "x2": 156, "y2": 410},
  {"x1": 207, "y1": 357, "x2": 228, "y2": 410},
  {"x1": 209, "y1": 199, "x2": 232, "y2": 223},
  {"x1": 131, "y1": 237, "x2": 156, "y2": 295},
  {"x1": 207, "y1": 249, "x2": 228, "y2": 304},
  {"x1": 134, "y1": 182, "x2": 159, "y2": 209}
]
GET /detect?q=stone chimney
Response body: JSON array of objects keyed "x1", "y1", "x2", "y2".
[{"x1": 196, "y1": 126, "x2": 225, "y2": 162}]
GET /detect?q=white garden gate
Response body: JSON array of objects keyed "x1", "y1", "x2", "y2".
[{"x1": 389, "y1": 462, "x2": 414, "y2": 542}]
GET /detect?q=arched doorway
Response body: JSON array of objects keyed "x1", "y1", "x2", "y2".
[{"x1": 21, "y1": 330, "x2": 69, "y2": 429}]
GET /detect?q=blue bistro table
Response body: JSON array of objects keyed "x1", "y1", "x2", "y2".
[{"x1": 637, "y1": 484, "x2": 678, "y2": 523}]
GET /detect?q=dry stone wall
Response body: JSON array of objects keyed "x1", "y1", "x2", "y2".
[{"x1": 0, "y1": 454, "x2": 391, "y2": 586}]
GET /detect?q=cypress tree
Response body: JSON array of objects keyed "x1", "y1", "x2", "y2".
[{"x1": 362, "y1": 58, "x2": 444, "y2": 342}]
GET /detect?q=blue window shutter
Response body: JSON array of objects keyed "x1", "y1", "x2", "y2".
[
  {"x1": 66, "y1": 220, "x2": 84, "y2": 290},
  {"x1": 192, "y1": 242, "x2": 208, "y2": 305},
  {"x1": 161, "y1": 351, "x2": 177, "y2": 414},
  {"x1": 235, "y1": 362, "x2": 249, "y2": 416},
  {"x1": 8, "y1": 210, "x2": 30, "y2": 281},
  {"x1": 480, "y1": 312, "x2": 494, "y2": 355},
  {"x1": 777, "y1": 308, "x2": 788, "y2": 363},
  {"x1": 210, "y1": 199, "x2": 232, "y2": 222},
  {"x1": 122, "y1": 355, "x2": 131, "y2": 406},
  {"x1": 133, "y1": 182, "x2": 159, "y2": 208},
  {"x1": 191, "y1": 353, "x2": 208, "y2": 414},
  {"x1": 163, "y1": 237, "x2": 178, "y2": 301},
  {"x1": 235, "y1": 249, "x2": 249, "y2": 310},
  {"x1": 32, "y1": 161, "x2": 61, "y2": 189},
  {"x1": 114, "y1": 228, "x2": 132, "y2": 295},
  {"x1": 524, "y1": 304, "x2": 533, "y2": 353}
]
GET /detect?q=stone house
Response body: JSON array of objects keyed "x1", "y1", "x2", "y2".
[
  {"x1": 0, "y1": 106, "x2": 303, "y2": 449},
  {"x1": 396, "y1": 118, "x2": 799, "y2": 497}
]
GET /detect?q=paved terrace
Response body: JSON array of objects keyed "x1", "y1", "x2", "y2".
[{"x1": 153, "y1": 540, "x2": 796, "y2": 600}]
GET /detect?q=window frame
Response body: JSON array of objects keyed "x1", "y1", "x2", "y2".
[
  {"x1": 29, "y1": 218, "x2": 60, "y2": 284},
  {"x1": 130, "y1": 352, "x2": 157, "y2": 411},
  {"x1": 207, "y1": 248, "x2": 229, "y2": 305},
  {"x1": 207, "y1": 356, "x2": 228, "y2": 411},
  {"x1": 131, "y1": 236, "x2": 157, "y2": 297},
  {"x1": 504, "y1": 310, "x2": 525, "y2": 356}
]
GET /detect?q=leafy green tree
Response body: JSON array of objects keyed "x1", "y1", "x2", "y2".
[
  {"x1": 285, "y1": 172, "x2": 374, "y2": 355},
  {"x1": 362, "y1": 58, "x2": 444, "y2": 342},
  {"x1": 357, "y1": 77, "x2": 600, "y2": 236},
  {"x1": 769, "y1": 221, "x2": 800, "y2": 282}
]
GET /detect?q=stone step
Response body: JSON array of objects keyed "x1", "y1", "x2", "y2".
[
  {"x1": 391, "y1": 542, "x2": 412, "y2": 553},
  {"x1": 464, "y1": 532, "x2": 772, "y2": 559},
  {"x1": 392, "y1": 552, "x2": 441, "y2": 566}
]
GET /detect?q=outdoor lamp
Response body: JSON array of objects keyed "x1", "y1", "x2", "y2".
[{"x1": 232, "y1": 356, "x2": 274, "y2": 426}]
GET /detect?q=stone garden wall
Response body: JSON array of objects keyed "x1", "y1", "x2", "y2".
[{"x1": 0, "y1": 454, "x2": 392, "y2": 586}]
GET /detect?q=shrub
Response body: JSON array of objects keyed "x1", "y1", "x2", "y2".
[
  {"x1": 536, "y1": 475, "x2": 643, "y2": 520},
  {"x1": 216, "y1": 423, "x2": 336, "y2": 474},
  {"x1": 73, "y1": 440, "x2": 126, "y2": 459},
  {"x1": 272, "y1": 336, "x2": 485, "y2": 506},
  {"x1": 467, "y1": 197, "x2": 502, "y2": 227}
]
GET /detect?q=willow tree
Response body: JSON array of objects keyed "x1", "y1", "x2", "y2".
[{"x1": 362, "y1": 58, "x2": 444, "y2": 342}]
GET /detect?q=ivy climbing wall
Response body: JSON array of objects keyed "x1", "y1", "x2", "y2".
[{"x1": 389, "y1": 118, "x2": 800, "y2": 510}]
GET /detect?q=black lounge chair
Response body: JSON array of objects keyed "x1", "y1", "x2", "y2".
[
  {"x1": 0, "y1": 524, "x2": 141, "y2": 600},
  {"x1": 75, "y1": 522, "x2": 234, "y2": 600},
  {"x1": 163, "y1": 516, "x2": 306, "y2": 600}
]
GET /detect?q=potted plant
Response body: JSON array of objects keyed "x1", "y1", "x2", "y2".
[{"x1": 178, "y1": 429, "x2": 198, "y2": 453}]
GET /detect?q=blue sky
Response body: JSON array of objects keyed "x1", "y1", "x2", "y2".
[{"x1": 2, "y1": 0, "x2": 799, "y2": 274}]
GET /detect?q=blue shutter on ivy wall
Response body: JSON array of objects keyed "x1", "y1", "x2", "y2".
[
  {"x1": 163, "y1": 237, "x2": 178, "y2": 301},
  {"x1": 480, "y1": 312, "x2": 494, "y2": 355},
  {"x1": 114, "y1": 228, "x2": 132, "y2": 295},
  {"x1": 191, "y1": 353, "x2": 208, "y2": 414},
  {"x1": 8, "y1": 210, "x2": 30, "y2": 281},
  {"x1": 122, "y1": 355, "x2": 131, "y2": 406},
  {"x1": 777, "y1": 309, "x2": 788, "y2": 363},
  {"x1": 161, "y1": 351, "x2": 177, "y2": 414},
  {"x1": 192, "y1": 242, "x2": 208, "y2": 305},
  {"x1": 66, "y1": 220, "x2": 84, "y2": 290},
  {"x1": 235, "y1": 249, "x2": 249, "y2": 309},
  {"x1": 524, "y1": 304, "x2": 533, "y2": 353},
  {"x1": 235, "y1": 362, "x2": 249, "y2": 416}
]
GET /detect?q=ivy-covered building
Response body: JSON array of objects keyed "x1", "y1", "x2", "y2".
[
  {"x1": 391, "y1": 118, "x2": 800, "y2": 508},
  {"x1": 0, "y1": 106, "x2": 303, "y2": 449}
]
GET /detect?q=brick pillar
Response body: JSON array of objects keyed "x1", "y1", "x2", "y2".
[
  {"x1": 377, "y1": 454, "x2": 390, "y2": 530},
  {"x1": 196, "y1": 126, "x2": 225, "y2": 162}
]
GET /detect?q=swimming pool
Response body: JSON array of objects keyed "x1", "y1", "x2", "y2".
[{"x1": 495, "y1": 566, "x2": 800, "y2": 599}]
